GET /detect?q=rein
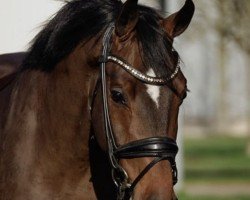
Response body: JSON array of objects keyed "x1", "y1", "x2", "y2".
[{"x1": 99, "y1": 23, "x2": 179, "y2": 200}]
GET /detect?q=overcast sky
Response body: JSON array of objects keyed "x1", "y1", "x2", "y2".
[{"x1": 0, "y1": 0, "x2": 63, "y2": 53}]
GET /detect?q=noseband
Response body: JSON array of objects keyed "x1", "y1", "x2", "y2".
[{"x1": 99, "y1": 24, "x2": 179, "y2": 200}]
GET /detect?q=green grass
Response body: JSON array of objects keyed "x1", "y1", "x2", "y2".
[
  {"x1": 178, "y1": 193, "x2": 250, "y2": 200},
  {"x1": 179, "y1": 136, "x2": 250, "y2": 199},
  {"x1": 184, "y1": 136, "x2": 250, "y2": 183}
]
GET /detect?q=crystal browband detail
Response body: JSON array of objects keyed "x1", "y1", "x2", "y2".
[{"x1": 107, "y1": 55, "x2": 180, "y2": 85}]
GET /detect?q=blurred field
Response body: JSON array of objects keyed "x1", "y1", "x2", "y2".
[
  {"x1": 178, "y1": 193, "x2": 250, "y2": 200},
  {"x1": 178, "y1": 136, "x2": 250, "y2": 199}
]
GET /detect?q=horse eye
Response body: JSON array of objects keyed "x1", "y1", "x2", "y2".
[{"x1": 111, "y1": 89, "x2": 126, "y2": 105}]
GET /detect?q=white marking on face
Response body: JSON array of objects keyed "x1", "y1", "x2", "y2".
[{"x1": 146, "y1": 69, "x2": 160, "y2": 108}]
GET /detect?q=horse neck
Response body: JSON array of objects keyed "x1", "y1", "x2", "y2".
[{"x1": 1, "y1": 43, "x2": 100, "y2": 198}]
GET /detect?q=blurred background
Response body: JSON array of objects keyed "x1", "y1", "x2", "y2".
[{"x1": 1, "y1": 0, "x2": 249, "y2": 199}]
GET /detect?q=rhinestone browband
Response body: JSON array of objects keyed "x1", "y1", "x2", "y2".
[{"x1": 107, "y1": 55, "x2": 180, "y2": 85}]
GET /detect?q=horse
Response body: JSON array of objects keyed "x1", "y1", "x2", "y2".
[
  {"x1": 0, "y1": 52, "x2": 26, "y2": 135},
  {"x1": 0, "y1": 0, "x2": 195, "y2": 199},
  {"x1": 0, "y1": 52, "x2": 25, "y2": 89}
]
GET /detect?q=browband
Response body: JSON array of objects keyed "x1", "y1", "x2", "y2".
[{"x1": 107, "y1": 56, "x2": 180, "y2": 85}]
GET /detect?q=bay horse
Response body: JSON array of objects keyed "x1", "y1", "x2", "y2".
[
  {"x1": 0, "y1": 0, "x2": 194, "y2": 199},
  {"x1": 0, "y1": 52, "x2": 25, "y2": 90}
]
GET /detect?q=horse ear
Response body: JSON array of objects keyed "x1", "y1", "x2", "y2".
[
  {"x1": 115, "y1": 0, "x2": 139, "y2": 38},
  {"x1": 163, "y1": 0, "x2": 195, "y2": 38}
]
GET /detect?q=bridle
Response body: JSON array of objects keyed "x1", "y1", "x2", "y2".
[
  {"x1": 99, "y1": 23, "x2": 179, "y2": 200},
  {"x1": 98, "y1": 23, "x2": 179, "y2": 200}
]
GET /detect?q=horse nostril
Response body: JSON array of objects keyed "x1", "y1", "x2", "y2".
[
  {"x1": 148, "y1": 196, "x2": 157, "y2": 200},
  {"x1": 147, "y1": 194, "x2": 178, "y2": 200},
  {"x1": 147, "y1": 195, "x2": 164, "y2": 200}
]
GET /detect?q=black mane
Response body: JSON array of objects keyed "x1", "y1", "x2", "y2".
[{"x1": 22, "y1": 0, "x2": 178, "y2": 77}]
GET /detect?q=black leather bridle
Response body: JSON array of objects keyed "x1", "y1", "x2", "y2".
[{"x1": 98, "y1": 23, "x2": 179, "y2": 200}]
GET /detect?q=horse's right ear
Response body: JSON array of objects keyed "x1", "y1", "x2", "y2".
[
  {"x1": 163, "y1": 0, "x2": 195, "y2": 38},
  {"x1": 115, "y1": 0, "x2": 139, "y2": 39}
]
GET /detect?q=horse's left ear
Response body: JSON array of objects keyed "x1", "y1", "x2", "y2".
[
  {"x1": 163, "y1": 0, "x2": 195, "y2": 38},
  {"x1": 115, "y1": 0, "x2": 139, "y2": 38}
]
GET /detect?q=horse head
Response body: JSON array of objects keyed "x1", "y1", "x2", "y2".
[
  {"x1": 0, "y1": 1, "x2": 194, "y2": 200},
  {"x1": 91, "y1": 0, "x2": 195, "y2": 199}
]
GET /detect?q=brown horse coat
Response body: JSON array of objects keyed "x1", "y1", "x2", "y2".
[{"x1": 0, "y1": 0, "x2": 194, "y2": 199}]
